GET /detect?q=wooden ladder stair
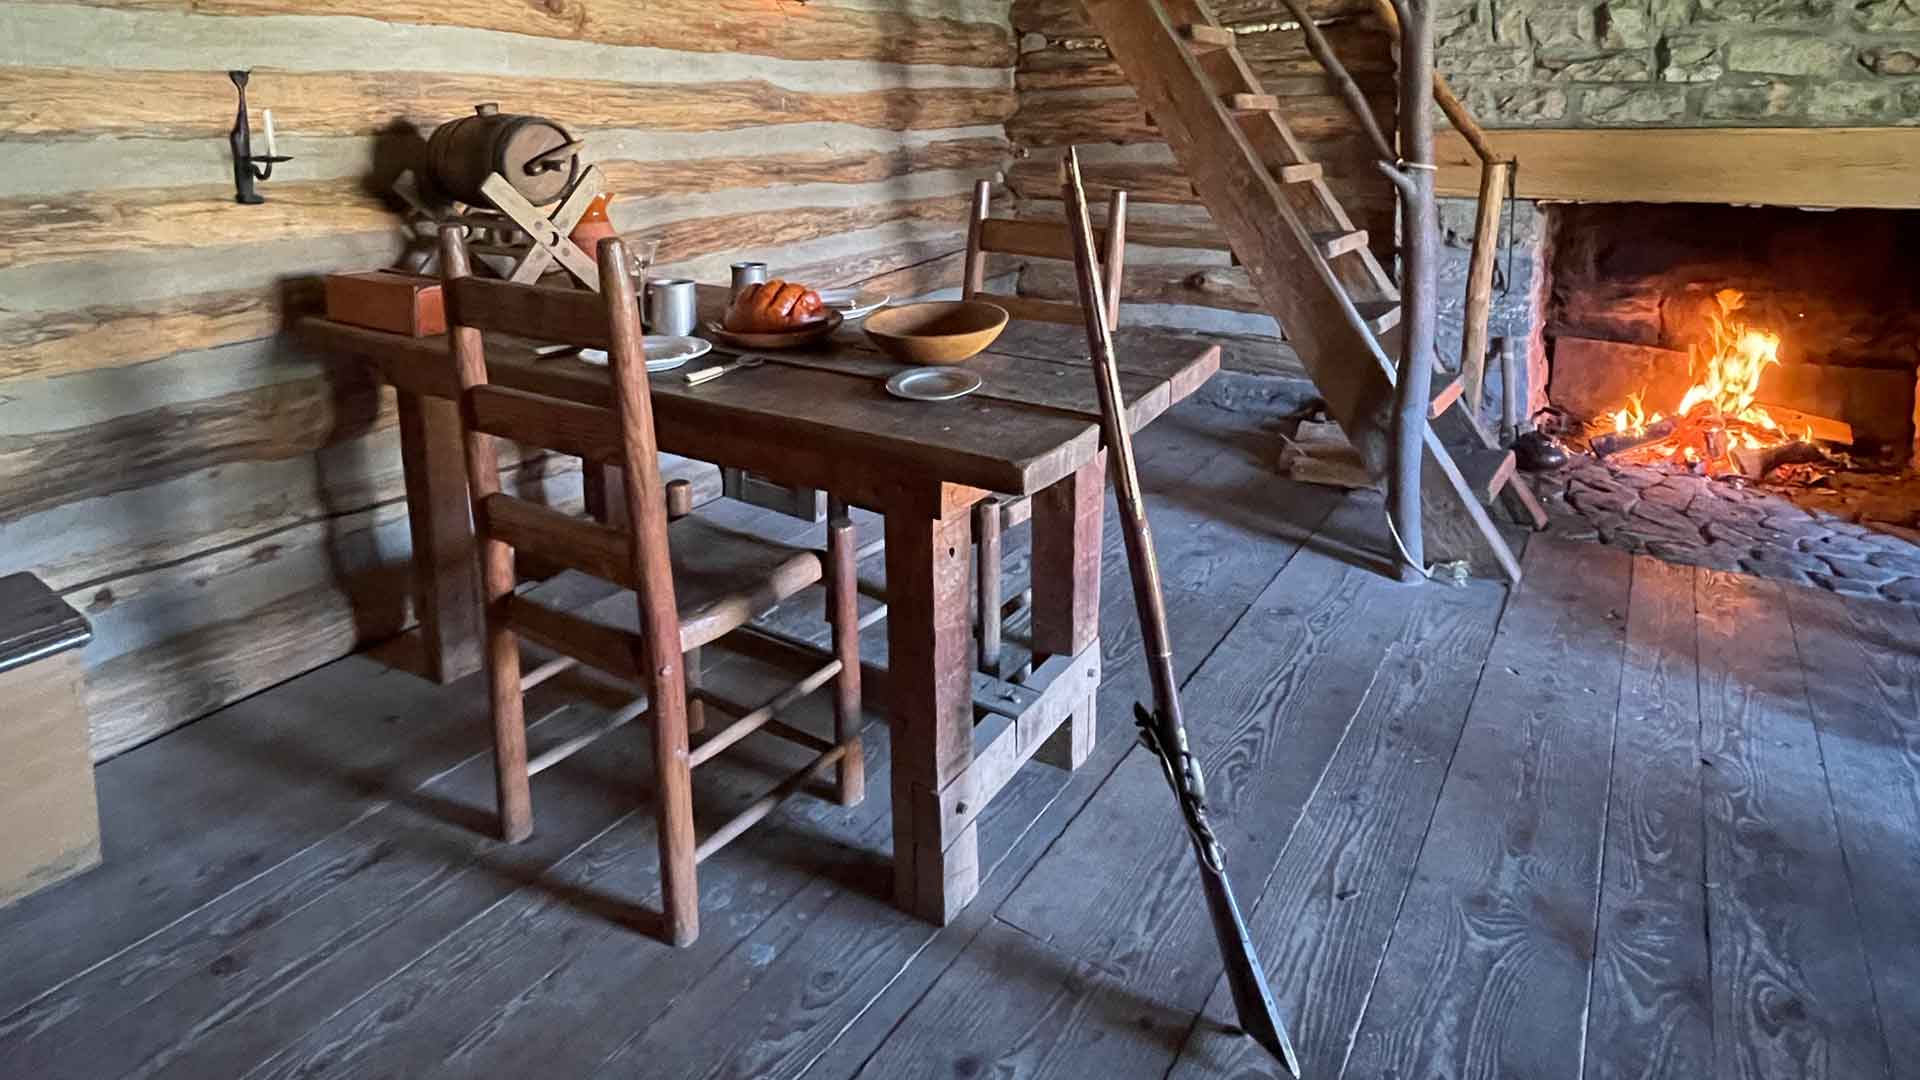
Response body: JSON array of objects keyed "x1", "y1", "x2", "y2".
[{"x1": 1079, "y1": 0, "x2": 1539, "y2": 581}]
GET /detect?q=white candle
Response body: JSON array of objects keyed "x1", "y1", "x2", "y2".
[{"x1": 263, "y1": 109, "x2": 277, "y2": 156}]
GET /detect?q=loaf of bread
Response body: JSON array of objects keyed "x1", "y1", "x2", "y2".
[{"x1": 723, "y1": 280, "x2": 827, "y2": 333}]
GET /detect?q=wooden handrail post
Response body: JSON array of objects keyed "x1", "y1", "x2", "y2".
[{"x1": 1459, "y1": 158, "x2": 1511, "y2": 416}]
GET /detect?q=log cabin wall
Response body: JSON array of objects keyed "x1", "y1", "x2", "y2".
[
  {"x1": 1007, "y1": 0, "x2": 1397, "y2": 364},
  {"x1": 0, "y1": 0, "x2": 1016, "y2": 760}
]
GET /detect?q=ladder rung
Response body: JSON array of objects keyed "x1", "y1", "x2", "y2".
[
  {"x1": 1183, "y1": 24, "x2": 1236, "y2": 51},
  {"x1": 1315, "y1": 230, "x2": 1369, "y2": 258},
  {"x1": 1275, "y1": 162, "x2": 1323, "y2": 184},
  {"x1": 1454, "y1": 448, "x2": 1517, "y2": 505},
  {"x1": 1225, "y1": 93, "x2": 1278, "y2": 114},
  {"x1": 1357, "y1": 301, "x2": 1401, "y2": 334},
  {"x1": 1429, "y1": 373, "x2": 1465, "y2": 419}
]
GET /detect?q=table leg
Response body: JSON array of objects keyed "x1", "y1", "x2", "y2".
[
  {"x1": 396, "y1": 390, "x2": 483, "y2": 683},
  {"x1": 884, "y1": 503, "x2": 978, "y2": 924},
  {"x1": 581, "y1": 462, "x2": 630, "y2": 528},
  {"x1": 1031, "y1": 451, "x2": 1106, "y2": 769}
]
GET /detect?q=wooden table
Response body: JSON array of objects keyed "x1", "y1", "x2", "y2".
[{"x1": 303, "y1": 309, "x2": 1218, "y2": 923}]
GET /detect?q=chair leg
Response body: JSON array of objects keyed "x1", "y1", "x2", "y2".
[
  {"x1": 480, "y1": 547, "x2": 532, "y2": 843},
  {"x1": 827, "y1": 499, "x2": 865, "y2": 807},
  {"x1": 684, "y1": 646, "x2": 706, "y2": 734},
  {"x1": 655, "y1": 708, "x2": 699, "y2": 946},
  {"x1": 973, "y1": 499, "x2": 1003, "y2": 677}
]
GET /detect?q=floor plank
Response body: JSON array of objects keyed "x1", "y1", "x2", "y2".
[
  {"x1": 1584, "y1": 557, "x2": 1714, "y2": 1080},
  {"x1": 852, "y1": 498, "x2": 1480, "y2": 1079},
  {"x1": 1166, "y1": 575, "x2": 1507, "y2": 1079},
  {"x1": 1782, "y1": 586, "x2": 1920, "y2": 1070},
  {"x1": 1696, "y1": 570, "x2": 1892, "y2": 1079},
  {"x1": 1344, "y1": 538, "x2": 1633, "y2": 1078}
]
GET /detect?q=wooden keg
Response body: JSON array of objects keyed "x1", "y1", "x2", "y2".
[{"x1": 425, "y1": 103, "x2": 581, "y2": 207}]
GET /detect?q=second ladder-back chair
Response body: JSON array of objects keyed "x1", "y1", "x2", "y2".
[
  {"x1": 960, "y1": 177, "x2": 1128, "y2": 677},
  {"x1": 439, "y1": 226, "x2": 864, "y2": 947}
]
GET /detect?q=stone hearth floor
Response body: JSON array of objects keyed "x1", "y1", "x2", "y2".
[{"x1": 1533, "y1": 455, "x2": 1920, "y2": 604}]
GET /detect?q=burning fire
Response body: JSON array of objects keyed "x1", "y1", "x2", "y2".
[{"x1": 1594, "y1": 289, "x2": 1816, "y2": 475}]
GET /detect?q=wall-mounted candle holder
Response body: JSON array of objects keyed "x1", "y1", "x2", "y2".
[{"x1": 228, "y1": 70, "x2": 292, "y2": 204}]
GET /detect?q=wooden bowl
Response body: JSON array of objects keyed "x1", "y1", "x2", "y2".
[
  {"x1": 862, "y1": 301, "x2": 1009, "y2": 365},
  {"x1": 704, "y1": 310, "x2": 844, "y2": 351}
]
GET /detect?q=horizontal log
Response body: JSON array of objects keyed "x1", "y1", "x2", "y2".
[
  {"x1": 1015, "y1": 195, "x2": 1394, "y2": 253},
  {"x1": 0, "y1": 182, "x2": 396, "y2": 273},
  {"x1": 1017, "y1": 23, "x2": 1393, "y2": 91},
  {"x1": 1006, "y1": 145, "x2": 1389, "y2": 205},
  {"x1": 598, "y1": 137, "x2": 1008, "y2": 200},
  {"x1": 0, "y1": 372, "x2": 393, "y2": 525},
  {"x1": 58, "y1": 0, "x2": 1016, "y2": 68},
  {"x1": 0, "y1": 281, "x2": 318, "y2": 384},
  {"x1": 648, "y1": 193, "x2": 974, "y2": 267},
  {"x1": 1012, "y1": 0, "x2": 1373, "y2": 36},
  {"x1": 0, "y1": 66, "x2": 1017, "y2": 139},
  {"x1": 1008, "y1": 86, "x2": 1380, "y2": 148},
  {"x1": 1434, "y1": 127, "x2": 1920, "y2": 211},
  {"x1": 1019, "y1": 259, "x2": 1269, "y2": 316}
]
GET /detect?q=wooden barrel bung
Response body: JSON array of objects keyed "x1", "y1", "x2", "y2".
[{"x1": 426, "y1": 103, "x2": 581, "y2": 207}]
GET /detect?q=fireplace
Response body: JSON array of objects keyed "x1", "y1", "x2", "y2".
[
  {"x1": 1512, "y1": 201, "x2": 1920, "y2": 604},
  {"x1": 1541, "y1": 203, "x2": 1920, "y2": 468}
]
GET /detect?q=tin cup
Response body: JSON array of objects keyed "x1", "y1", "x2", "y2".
[
  {"x1": 645, "y1": 278, "x2": 699, "y2": 337},
  {"x1": 730, "y1": 261, "x2": 769, "y2": 302}
]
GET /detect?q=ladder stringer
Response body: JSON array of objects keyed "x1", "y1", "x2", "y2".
[{"x1": 1080, "y1": 0, "x2": 1520, "y2": 581}]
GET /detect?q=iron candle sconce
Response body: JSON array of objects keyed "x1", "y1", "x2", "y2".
[{"x1": 228, "y1": 70, "x2": 292, "y2": 204}]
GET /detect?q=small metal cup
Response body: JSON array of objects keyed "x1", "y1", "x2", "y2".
[
  {"x1": 730, "y1": 261, "x2": 769, "y2": 302},
  {"x1": 645, "y1": 278, "x2": 698, "y2": 337}
]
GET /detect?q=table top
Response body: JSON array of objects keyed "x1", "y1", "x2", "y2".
[{"x1": 302, "y1": 298, "x2": 1218, "y2": 501}]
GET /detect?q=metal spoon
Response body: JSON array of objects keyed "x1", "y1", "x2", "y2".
[{"x1": 684, "y1": 355, "x2": 764, "y2": 386}]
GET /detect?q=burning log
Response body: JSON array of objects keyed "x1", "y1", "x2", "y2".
[
  {"x1": 1750, "y1": 402, "x2": 1853, "y2": 446},
  {"x1": 1592, "y1": 417, "x2": 1678, "y2": 458},
  {"x1": 1730, "y1": 440, "x2": 1828, "y2": 480}
]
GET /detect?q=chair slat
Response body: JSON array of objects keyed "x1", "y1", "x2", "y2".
[
  {"x1": 480, "y1": 493, "x2": 634, "y2": 588},
  {"x1": 978, "y1": 218, "x2": 1107, "y2": 262},
  {"x1": 470, "y1": 385, "x2": 625, "y2": 465},
  {"x1": 504, "y1": 594, "x2": 644, "y2": 682},
  {"x1": 446, "y1": 276, "x2": 616, "y2": 347}
]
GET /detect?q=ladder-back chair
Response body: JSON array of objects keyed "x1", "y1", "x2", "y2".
[
  {"x1": 960, "y1": 177, "x2": 1129, "y2": 676},
  {"x1": 439, "y1": 226, "x2": 864, "y2": 946}
]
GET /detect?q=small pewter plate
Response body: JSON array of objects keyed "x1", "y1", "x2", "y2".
[
  {"x1": 574, "y1": 336, "x2": 712, "y2": 372},
  {"x1": 885, "y1": 366, "x2": 982, "y2": 402}
]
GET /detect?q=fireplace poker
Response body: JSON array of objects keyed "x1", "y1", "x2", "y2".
[{"x1": 1059, "y1": 146, "x2": 1303, "y2": 1078}]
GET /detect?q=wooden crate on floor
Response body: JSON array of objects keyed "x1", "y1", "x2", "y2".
[{"x1": 0, "y1": 573, "x2": 99, "y2": 908}]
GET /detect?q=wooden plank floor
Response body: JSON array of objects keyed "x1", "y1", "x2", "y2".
[{"x1": 2, "y1": 399, "x2": 1916, "y2": 1079}]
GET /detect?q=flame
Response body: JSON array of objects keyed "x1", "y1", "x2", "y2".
[
  {"x1": 1590, "y1": 288, "x2": 1813, "y2": 473},
  {"x1": 1679, "y1": 290, "x2": 1782, "y2": 426}
]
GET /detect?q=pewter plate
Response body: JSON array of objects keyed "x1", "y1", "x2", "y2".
[
  {"x1": 885, "y1": 366, "x2": 982, "y2": 402},
  {"x1": 575, "y1": 336, "x2": 712, "y2": 372},
  {"x1": 819, "y1": 288, "x2": 890, "y2": 320}
]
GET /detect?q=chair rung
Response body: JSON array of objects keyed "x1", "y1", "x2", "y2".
[
  {"x1": 1226, "y1": 93, "x2": 1278, "y2": 113},
  {"x1": 1275, "y1": 163, "x2": 1323, "y2": 184},
  {"x1": 519, "y1": 654, "x2": 578, "y2": 692},
  {"x1": 527, "y1": 696, "x2": 648, "y2": 776},
  {"x1": 1316, "y1": 229, "x2": 1369, "y2": 258},
  {"x1": 1183, "y1": 24, "x2": 1235, "y2": 51},
  {"x1": 857, "y1": 604, "x2": 889, "y2": 631},
  {"x1": 687, "y1": 659, "x2": 842, "y2": 768},
  {"x1": 694, "y1": 743, "x2": 848, "y2": 864}
]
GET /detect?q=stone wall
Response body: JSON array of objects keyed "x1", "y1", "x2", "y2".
[{"x1": 1435, "y1": 0, "x2": 1920, "y2": 127}]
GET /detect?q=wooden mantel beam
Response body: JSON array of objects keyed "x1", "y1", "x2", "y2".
[{"x1": 1435, "y1": 127, "x2": 1920, "y2": 210}]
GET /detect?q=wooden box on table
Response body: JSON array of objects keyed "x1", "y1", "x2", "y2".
[{"x1": 0, "y1": 573, "x2": 99, "y2": 908}]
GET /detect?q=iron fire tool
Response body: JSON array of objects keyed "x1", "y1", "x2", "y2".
[{"x1": 1060, "y1": 146, "x2": 1303, "y2": 1078}]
